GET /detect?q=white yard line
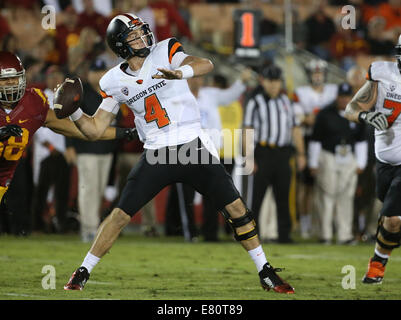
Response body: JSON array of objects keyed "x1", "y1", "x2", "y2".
[
  {"x1": 1, "y1": 293, "x2": 49, "y2": 298},
  {"x1": 87, "y1": 280, "x2": 116, "y2": 285}
]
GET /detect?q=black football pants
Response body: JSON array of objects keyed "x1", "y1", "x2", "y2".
[{"x1": 251, "y1": 145, "x2": 293, "y2": 242}]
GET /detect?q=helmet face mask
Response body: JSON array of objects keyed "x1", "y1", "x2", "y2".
[
  {"x1": 0, "y1": 74, "x2": 26, "y2": 105},
  {"x1": 107, "y1": 14, "x2": 155, "y2": 60},
  {"x1": 0, "y1": 52, "x2": 26, "y2": 106},
  {"x1": 306, "y1": 59, "x2": 328, "y2": 86},
  {"x1": 123, "y1": 23, "x2": 155, "y2": 57}
]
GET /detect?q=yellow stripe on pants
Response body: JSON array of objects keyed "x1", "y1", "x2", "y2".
[{"x1": 0, "y1": 186, "x2": 8, "y2": 203}]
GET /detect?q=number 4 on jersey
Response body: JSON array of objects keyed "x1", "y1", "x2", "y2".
[{"x1": 144, "y1": 94, "x2": 170, "y2": 128}]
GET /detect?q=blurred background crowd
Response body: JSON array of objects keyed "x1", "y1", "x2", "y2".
[{"x1": 0, "y1": 0, "x2": 399, "y2": 245}]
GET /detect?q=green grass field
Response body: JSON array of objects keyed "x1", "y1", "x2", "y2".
[{"x1": 0, "y1": 232, "x2": 400, "y2": 300}]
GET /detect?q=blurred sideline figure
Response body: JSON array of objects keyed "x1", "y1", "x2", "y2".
[
  {"x1": 293, "y1": 59, "x2": 338, "y2": 239},
  {"x1": 243, "y1": 64, "x2": 305, "y2": 244},
  {"x1": 32, "y1": 66, "x2": 70, "y2": 233},
  {"x1": 66, "y1": 58, "x2": 118, "y2": 243},
  {"x1": 309, "y1": 83, "x2": 368, "y2": 245}
]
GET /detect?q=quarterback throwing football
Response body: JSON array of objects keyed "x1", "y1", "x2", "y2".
[{"x1": 64, "y1": 14, "x2": 294, "y2": 294}]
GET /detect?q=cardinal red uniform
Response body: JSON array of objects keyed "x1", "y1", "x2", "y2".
[{"x1": 0, "y1": 88, "x2": 49, "y2": 200}]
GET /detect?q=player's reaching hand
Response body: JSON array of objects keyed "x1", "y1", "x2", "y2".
[
  {"x1": 152, "y1": 56, "x2": 213, "y2": 81},
  {"x1": 152, "y1": 68, "x2": 183, "y2": 80},
  {"x1": 0, "y1": 124, "x2": 23, "y2": 141},
  {"x1": 358, "y1": 111, "x2": 388, "y2": 131}
]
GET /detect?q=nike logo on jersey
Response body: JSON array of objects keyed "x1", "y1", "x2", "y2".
[{"x1": 18, "y1": 119, "x2": 28, "y2": 124}]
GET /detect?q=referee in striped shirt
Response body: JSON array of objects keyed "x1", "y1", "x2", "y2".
[{"x1": 243, "y1": 64, "x2": 306, "y2": 243}]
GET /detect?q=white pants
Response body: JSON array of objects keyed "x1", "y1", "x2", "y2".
[
  {"x1": 314, "y1": 150, "x2": 358, "y2": 242},
  {"x1": 77, "y1": 153, "x2": 113, "y2": 240},
  {"x1": 259, "y1": 187, "x2": 278, "y2": 240}
]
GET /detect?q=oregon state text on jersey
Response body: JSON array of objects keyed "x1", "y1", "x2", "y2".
[
  {"x1": 0, "y1": 88, "x2": 49, "y2": 189},
  {"x1": 98, "y1": 37, "x2": 218, "y2": 156},
  {"x1": 368, "y1": 61, "x2": 401, "y2": 165}
]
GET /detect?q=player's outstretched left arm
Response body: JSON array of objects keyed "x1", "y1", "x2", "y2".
[
  {"x1": 152, "y1": 55, "x2": 213, "y2": 80},
  {"x1": 44, "y1": 108, "x2": 134, "y2": 141}
]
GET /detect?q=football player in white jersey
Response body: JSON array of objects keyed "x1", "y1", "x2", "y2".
[
  {"x1": 345, "y1": 36, "x2": 401, "y2": 284},
  {"x1": 294, "y1": 59, "x2": 338, "y2": 239},
  {"x1": 63, "y1": 14, "x2": 294, "y2": 294}
]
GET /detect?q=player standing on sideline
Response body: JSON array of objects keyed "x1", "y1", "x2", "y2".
[
  {"x1": 63, "y1": 13, "x2": 294, "y2": 294},
  {"x1": 345, "y1": 35, "x2": 401, "y2": 284},
  {"x1": 294, "y1": 59, "x2": 338, "y2": 239},
  {"x1": 0, "y1": 52, "x2": 135, "y2": 208}
]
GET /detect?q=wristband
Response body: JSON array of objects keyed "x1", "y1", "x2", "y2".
[
  {"x1": 176, "y1": 65, "x2": 194, "y2": 79},
  {"x1": 69, "y1": 108, "x2": 83, "y2": 122},
  {"x1": 358, "y1": 111, "x2": 368, "y2": 123},
  {"x1": 115, "y1": 127, "x2": 126, "y2": 140}
]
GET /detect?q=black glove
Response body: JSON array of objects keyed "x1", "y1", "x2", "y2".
[
  {"x1": 0, "y1": 124, "x2": 23, "y2": 141},
  {"x1": 358, "y1": 111, "x2": 388, "y2": 131},
  {"x1": 115, "y1": 127, "x2": 138, "y2": 141}
]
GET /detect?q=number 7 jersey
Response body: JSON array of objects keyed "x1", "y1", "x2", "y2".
[
  {"x1": 367, "y1": 61, "x2": 401, "y2": 165},
  {"x1": 99, "y1": 38, "x2": 203, "y2": 150}
]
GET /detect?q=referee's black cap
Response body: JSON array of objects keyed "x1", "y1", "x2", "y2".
[
  {"x1": 338, "y1": 82, "x2": 353, "y2": 96},
  {"x1": 260, "y1": 64, "x2": 282, "y2": 80}
]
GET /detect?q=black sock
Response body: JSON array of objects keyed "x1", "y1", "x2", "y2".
[{"x1": 372, "y1": 253, "x2": 388, "y2": 266}]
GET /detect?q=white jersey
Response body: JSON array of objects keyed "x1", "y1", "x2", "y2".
[
  {"x1": 368, "y1": 61, "x2": 401, "y2": 165},
  {"x1": 98, "y1": 38, "x2": 217, "y2": 156},
  {"x1": 294, "y1": 83, "x2": 338, "y2": 115},
  {"x1": 294, "y1": 83, "x2": 338, "y2": 136},
  {"x1": 198, "y1": 80, "x2": 246, "y2": 150}
]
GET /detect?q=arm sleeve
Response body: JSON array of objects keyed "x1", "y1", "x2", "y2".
[
  {"x1": 98, "y1": 96, "x2": 120, "y2": 115},
  {"x1": 168, "y1": 38, "x2": 186, "y2": 68},
  {"x1": 171, "y1": 51, "x2": 189, "y2": 69},
  {"x1": 365, "y1": 63, "x2": 378, "y2": 82},
  {"x1": 215, "y1": 80, "x2": 246, "y2": 106}
]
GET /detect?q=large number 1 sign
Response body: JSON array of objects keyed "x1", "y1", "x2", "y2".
[
  {"x1": 234, "y1": 9, "x2": 261, "y2": 63},
  {"x1": 240, "y1": 12, "x2": 255, "y2": 47}
]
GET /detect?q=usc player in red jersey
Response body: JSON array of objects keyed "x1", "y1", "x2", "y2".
[{"x1": 0, "y1": 51, "x2": 135, "y2": 202}]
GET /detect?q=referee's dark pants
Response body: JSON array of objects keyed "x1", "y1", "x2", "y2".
[{"x1": 252, "y1": 144, "x2": 293, "y2": 243}]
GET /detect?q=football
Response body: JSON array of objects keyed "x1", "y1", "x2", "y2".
[{"x1": 53, "y1": 77, "x2": 83, "y2": 119}]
